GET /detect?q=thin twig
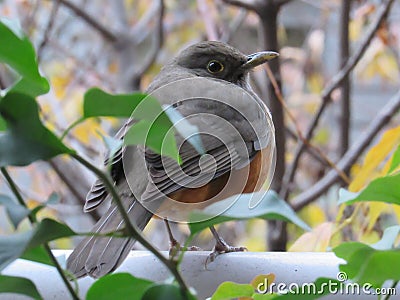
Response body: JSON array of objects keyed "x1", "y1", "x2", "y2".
[
  {"x1": 339, "y1": 0, "x2": 352, "y2": 156},
  {"x1": 220, "y1": 9, "x2": 247, "y2": 44},
  {"x1": 37, "y1": 0, "x2": 59, "y2": 62},
  {"x1": 130, "y1": 0, "x2": 162, "y2": 43},
  {"x1": 71, "y1": 153, "x2": 189, "y2": 296},
  {"x1": 197, "y1": 0, "x2": 219, "y2": 40},
  {"x1": 292, "y1": 89, "x2": 400, "y2": 211},
  {"x1": 285, "y1": 127, "x2": 328, "y2": 166},
  {"x1": 274, "y1": 0, "x2": 293, "y2": 7},
  {"x1": 282, "y1": 0, "x2": 395, "y2": 198},
  {"x1": 221, "y1": 0, "x2": 259, "y2": 12},
  {"x1": 54, "y1": 0, "x2": 117, "y2": 42},
  {"x1": 0, "y1": 168, "x2": 80, "y2": 300},
  {"x1": 136, "y1": 0, "x2": 165, "y2": 76},
  {"x1": 264, "y1": 64, "x2": 351, "y2": 191}
]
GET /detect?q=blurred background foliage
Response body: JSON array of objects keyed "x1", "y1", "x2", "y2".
[{"x1": 0, "y1": 0, "x2": 399, "y2": 253}]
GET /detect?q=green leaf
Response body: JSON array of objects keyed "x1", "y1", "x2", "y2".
[
  {"x1": 189, "y1": 191, "x2": 310, "y2": 235},
  {"x1": 338, "y1": 173, "x2": 400, "y2": 205},
  {"x1": 27, "y1": 218, "x2": 76, "y2": 249},
  {"x1": 388, "y1": 144, "x2": 400, "y2": 174},
  {"x1": 0, "y1": 230, "x2": 33, "y2": 271},
  {"x1": 334, "y1": 242, "x2": 400, "y2": 288},
  {"x1": 124, "y1": 119, "x2": 180, "y2": 162},
  {"x1": 21, "y1": 245, "x2": 54, "y2": 267},
  {"x1": 78, "y1": 88, "x2": 182, "y2": 162},
  {"x1": 0, "y1": 19, "x2": 49, "y2": 96},
  {"x1": 0, "y1": 275, "x2": 43, "y2": 300},
  {"x1": 86, "y1": 273, "x2": 154, "y2": 300},
  {"x1": 211, "y1": 281, "x2": 254, "y2": 300},
  {"x1": 83, "y1": 88, "x2": 147, "y2": 118},
  {"x1": 0, "y1": 194, "x2": 30, "y2": 228},
  {"x1": 0, "y1": 116, "x2": 6, "y2": 131},
  {"x1": 141, "y1": 284, "x2": 196, "y2": 300},
  {"x1": 0, "y1": 93, "x2": 73, "y2": 167},
  {"x1": 0, "y1": 218, "x2": 76, "y2": 271}
]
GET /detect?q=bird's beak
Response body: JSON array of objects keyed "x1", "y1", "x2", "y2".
[{"x1": 242, "y1": 51, "x2": 279, "y2": 70}]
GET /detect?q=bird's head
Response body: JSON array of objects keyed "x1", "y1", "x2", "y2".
[{"x1": 173, "y1": 41, "x2": 278, "y2": 88}]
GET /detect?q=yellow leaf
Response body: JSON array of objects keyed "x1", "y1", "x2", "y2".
[
  {"x1": 26, "y1": 198, "x2": 41, "y2": 210},
  {"x1": 72, "y1": 119, "x2": 104, "y2": 144},
  {"x1": 359, "y1": 57, "x2": 379, "y2": 80},
  {"x1": 392, "y1": 205, "x2": 400, "y2": 224},
  {"x1": 307, "y1": 73, "x2": 324, "y2": 94},
  {"x1": 289, "y1": 222, "x2": 333, "y2": 252},
  {"x1": 366, "y1": 202, "x2": 389, "y2": 232},
  {"x1": 298, "y1": 204, "x2": 326, "y2": 227},
  {"x1": 349, "y1": 126, "x2": 400, "y2": 192},
  {"x1": 359, "y1": 230, "x2": 380, "y2": 244},
  {"x1": 313, "y1": 128, "x2": 330, "y2": 145},
  {"x1": 376, "y1": 52, "x2": 400, "y2": 82},
  {"x1": 46, "y1": 61, "x2": 73, "y2": 99},
  {"x1": 335, "y1": 203, "x2": 346, "y2": 223},
  {"x1": 349, "y1": 18, "x2": 363, "y2": 41}
]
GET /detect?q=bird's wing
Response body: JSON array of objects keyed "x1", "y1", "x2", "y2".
[
  {"x1": 84, "y1": 78, "x2": 273, "y2": 211},
  {"x1": 140, "y1": 97, "x2": 267, "y2": 202},
  {"x1": 84, "y1": 119, "x2": 135, "y2": 212}
]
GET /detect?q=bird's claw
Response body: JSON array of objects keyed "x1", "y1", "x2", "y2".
[{"x1": 205, "y1": 240, "x2": 247, "y2": 267}]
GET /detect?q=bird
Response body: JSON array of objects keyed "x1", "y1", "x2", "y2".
[{"x1": 67, "y1": 41, "x2": 277, "y2": 278}]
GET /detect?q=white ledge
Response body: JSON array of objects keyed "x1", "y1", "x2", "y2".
[{"x1": 2, "y1": 251, "x2": 396, "y2": 299}]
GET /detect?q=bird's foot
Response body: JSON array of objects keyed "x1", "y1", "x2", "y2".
[{"x1": 206, "y1": 238, "x2": 247, "y2": 266}]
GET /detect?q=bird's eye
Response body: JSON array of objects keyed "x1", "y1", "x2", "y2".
[{"x1": 207, "y1": 60, "x2": 224, "y2": 73}]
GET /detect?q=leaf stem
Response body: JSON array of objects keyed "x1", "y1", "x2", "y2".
[
  {"x1": 60, "y1": 117, "x2": 85, "y2": 141},
  {"x1": 0, "y1": 167, "x2": 80, "y2": 300},
  {"x1": 70, "y1": 153, "x2": 189, "y2": 297}
]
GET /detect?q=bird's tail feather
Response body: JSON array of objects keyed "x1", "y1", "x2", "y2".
[{"x1": 66, "y1": 196, "x2": 153, "y2": 278}]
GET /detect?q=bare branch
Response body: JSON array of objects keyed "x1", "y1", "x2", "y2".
[
  {"x1": 285, "y1": 127, "x2": 328, "y2": 166},
  {"x1": 339, "y1": 0, "x2": 352, "y2": 156},
  {"x1": 222, "y1": 0, "x2": 259, "y2": 12},
  {"x1": 111, "y1": 0, "x2": 129, "y2": 29},
  {"x1": 136, "y1": 0, "x2": 165, "y2": 77},
  {"x1": 38, "y1": 0, "x2": 59, "y2": 62},
  {"x1": 55, "y1": 0, "x2": 118, "y2": 42},
  {"x1": 220, "y1": 9, "x2": 247, "y2": 43},
  {"x1": 282, "y1": 0, "x2": 395, "y2": 198},
  {"x1": 264, "y1": 63, "x2": 351, "y2": 192},
  {"x1": 292, "y1": 89, "x2": 400, "y2": 211},
  {"x1": 197, "y1": 0, "x2": 219, "y2": 40},
  {"x1": 130, "y1": 0, "x2": 163, "y2": 43},
  {"x1": 274, "y1": 0, "x2": 293, "y2": 7}
]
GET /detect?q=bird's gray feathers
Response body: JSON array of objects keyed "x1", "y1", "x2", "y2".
[
  {"x1": 67, "y1": 41, "x2": 274, "y2": 279},
  {"x1": 66, "y1": 181, "x2": 153, "y2": 278}
]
